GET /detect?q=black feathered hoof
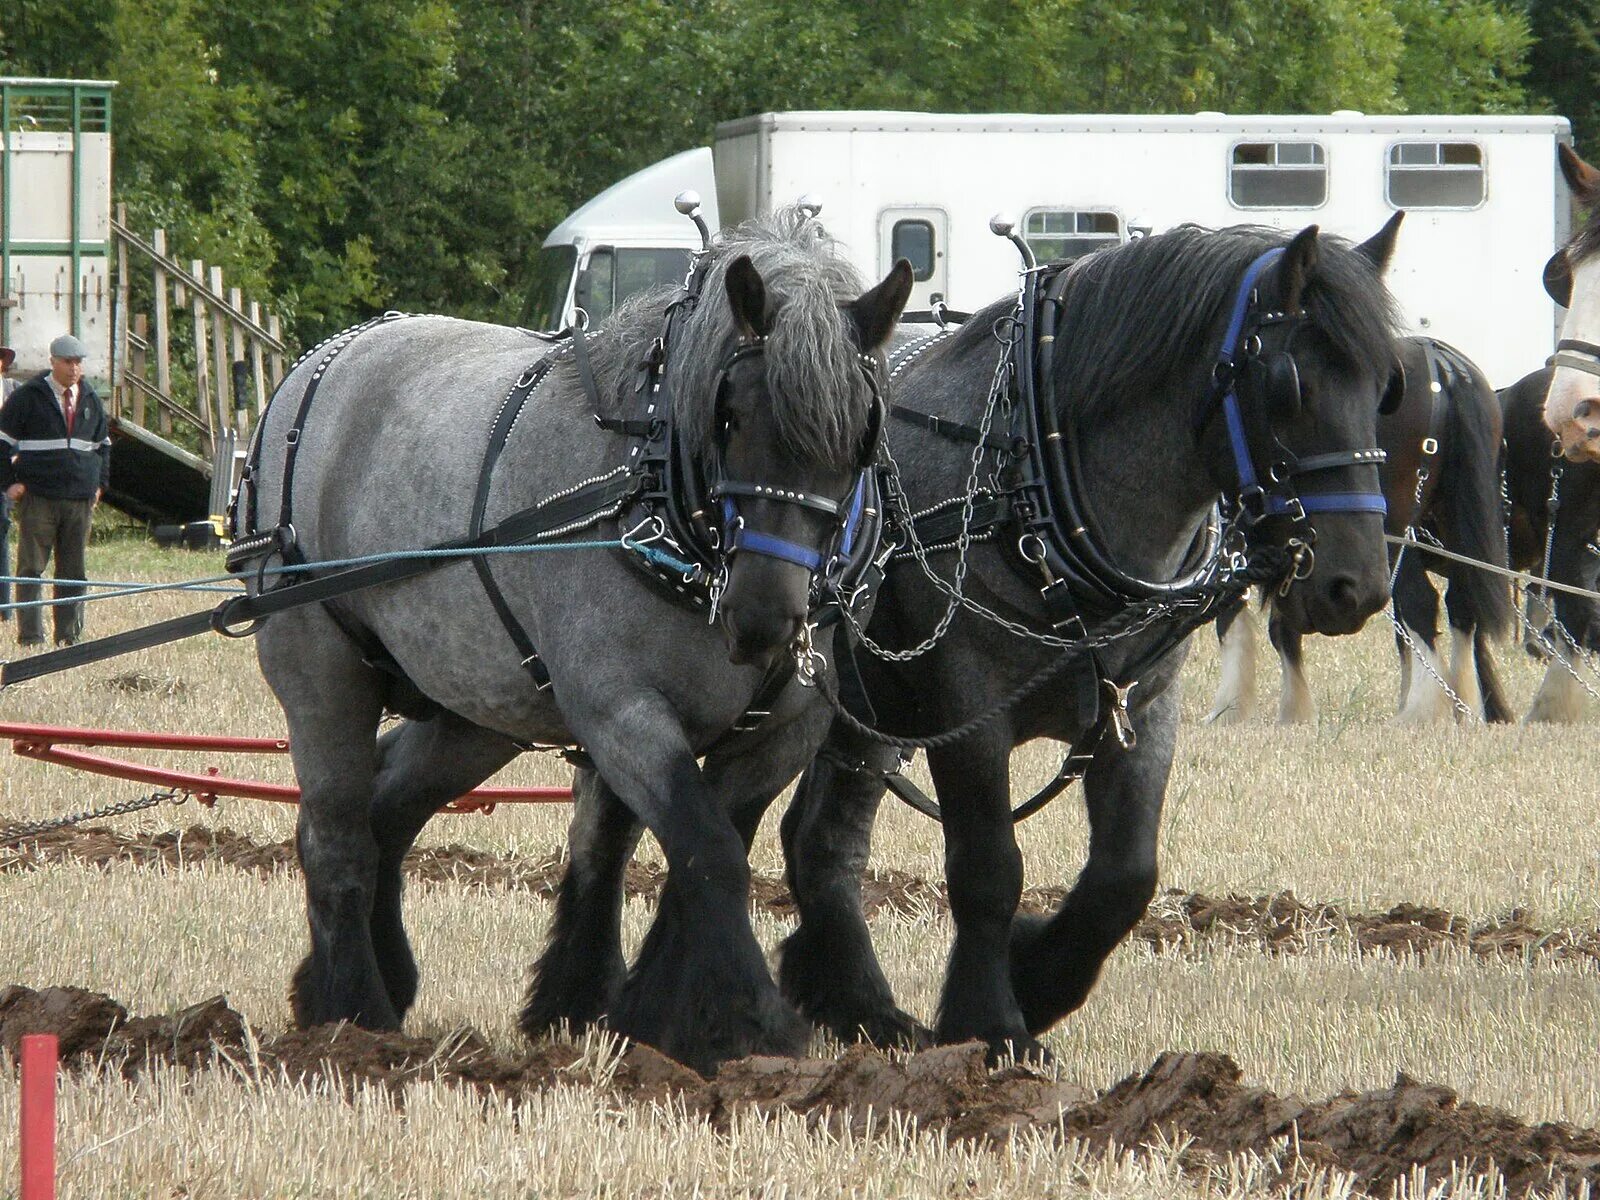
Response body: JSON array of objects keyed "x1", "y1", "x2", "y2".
[
  {"x1": 520, "y1": 942, "x2": 627, "y2": 1039},
  {"x1": 984, "y1": 1033, "x2": 1052, "y2": 1069},
  {"x1": 777, "y1": 920, "x2": 924, "y2": 1048},
  {"x1": 609, "y1": 888, "x2": 807, "y2": 1075},
  {"x1": 289, "y1": 951, "x2": 401, "y2": 1030}
]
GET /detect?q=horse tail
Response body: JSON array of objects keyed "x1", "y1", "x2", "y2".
[{"x1": 1434, "y1": 342, "x2": 1514, "y2": 643}]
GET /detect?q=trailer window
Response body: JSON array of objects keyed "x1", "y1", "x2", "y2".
[
  {"x1": 524, "y1": 245, "x2": 578, "y2": 331},
  {"x1": 1386, "y1": 142, "x2": 1484, "y2": 209},
  {"x1": 1023, "y1": 210, "x2": 1123, "y2": 263},
  {"x1": 573, "y1": 247, "x2": 692, "y2": 326},
  {"x1": 1229, "y1": 142, "x2": 1327, "y2": 209},
  {"x1": 891, "y1": 220, "x2": 937, "y2": 282}
]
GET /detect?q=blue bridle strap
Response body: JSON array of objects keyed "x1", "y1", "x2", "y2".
[{"x1": 1214, "y1": 247, "x2": 1387, "y2": 519}]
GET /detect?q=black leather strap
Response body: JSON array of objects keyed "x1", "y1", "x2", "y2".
[{"x1": 889, "y1": 405, "x2": 1021, "y2": 454}]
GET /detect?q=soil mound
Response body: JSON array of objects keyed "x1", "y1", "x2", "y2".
[{"x1": 5, "y1": 985, "x2": 1599, "y2": 1195}]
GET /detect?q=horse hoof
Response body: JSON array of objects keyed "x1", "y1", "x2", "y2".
[{"x1": 985, "y1": 1034, "x2": 1052, "y2": 1069}]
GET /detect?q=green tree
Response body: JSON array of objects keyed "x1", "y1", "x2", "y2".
[
  {"x1": 1394, "y1": 0, "x2": 1530, "y2": 112},
  {"x1": 1525, "y1": 0, "x2": 1600, "y2": 150}
]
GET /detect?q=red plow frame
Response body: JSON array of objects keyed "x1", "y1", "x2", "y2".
[{"x1": 0, "y1": 721, "x2": 572, "y2": 814}]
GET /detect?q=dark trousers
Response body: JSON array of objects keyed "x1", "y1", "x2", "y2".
[{"x1": 15, "y1": 493, "x2": 93, "y2": 645}]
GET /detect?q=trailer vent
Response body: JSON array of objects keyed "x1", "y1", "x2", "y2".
[
  {"x1": 1229, "y1": 142, "x2": 1327, "y2": 209},
  {"x1": 1386, "y1": 142, "x2": 1484, "y2": 209}
]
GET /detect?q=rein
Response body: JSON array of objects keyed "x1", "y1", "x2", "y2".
[{"x1": 828, "y1": 242, "x2": 1390, "y2": 822}]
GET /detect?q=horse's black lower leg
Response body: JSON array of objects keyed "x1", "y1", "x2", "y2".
[
  {"x1": 1009, "y1": 687, "x2": 1175, "y2": 1036},
  {"x1": 1267, "y1": 611, "x2": 1314, "y2": 723},
  {"x1": 258, "y1": 613, "x2": 395, "y2": 1029},
  {"x1": 1475, "y1": 632, "x2": 1514, "y2": 723},
  {"x1": 522, "y1": 768, "x2": 642, "y2": 1037},
  {"x1": 778, "y1": 738, "x2": 931, "y2": 1049},
  {"x1": 367, "y1": 715, "x2": 519, "y2": 1018},
  {"x1": 928, "y1": 734, "x2": 1039, "y2": 1061}
]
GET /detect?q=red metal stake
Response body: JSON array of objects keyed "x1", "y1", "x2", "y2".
[{"x1": 19, "y1": 1033, "x2": 58, "y2": 1200}]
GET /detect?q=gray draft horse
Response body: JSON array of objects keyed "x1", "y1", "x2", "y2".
[
  {"x1": 539, "y1": 220, "x2": 1406, "y2": 1065},
  {"x1": 776, "y1": 221, "x2": 1405, "y2": 1060},
  {"x1": 245, "y1": 210, "x2": 911, "y2": 1074}
]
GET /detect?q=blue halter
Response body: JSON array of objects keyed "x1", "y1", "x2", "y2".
[{"x1": 1209, "y1": 247, "x2": 1388, "y2": 522}]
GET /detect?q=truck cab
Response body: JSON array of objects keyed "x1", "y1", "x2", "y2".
[{"x1": 524, "y1": 147, "x2": 718, "y2": 331}]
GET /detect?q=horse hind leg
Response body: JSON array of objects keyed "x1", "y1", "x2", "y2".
[
  {"x1": 1203, "y1": 597, "x2": 1257, "y2": 725},
  {"x1": 1474, "y1": 631, "x2": 1515, "y2": 724},
  {"x1": 522, "y1": 767, "x2": 643, "y2": 1038},
  {"x1": 257, "y1": 610, "x2": 396, "y2": 1029},
  {"x1": 778, "y1": 739, "x2": 932, "y2": 1050},
  {"x1": 1526, "y1": 656, "x2": 1590, "y2": 722},
  {"x1": 367, "y1": 715, "x2": 520, "y2": 1019}
]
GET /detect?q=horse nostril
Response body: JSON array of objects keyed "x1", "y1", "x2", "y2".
[{"x1": 1329, "y1": 574, "x2": 1364, "y2": 612}]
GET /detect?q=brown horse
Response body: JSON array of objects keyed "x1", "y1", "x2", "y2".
[{"x1": 1206, "y1": 336, "x2": 1513, "y2": 724}]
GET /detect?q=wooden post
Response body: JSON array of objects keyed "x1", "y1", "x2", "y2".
[
  {"x1": 131, "y1": 313, "x2": 148, "y2": 427},
  {"x1": 191, "y1": 258, "x2": 212, "y2": 451},
  {"x1": 113, "y1": 204, "x2": 129, "y2": 420},
  {"x1": 209, "y1": 265, "x2": 229, "y2": 442},
  {"x1": 152, "y1": 230, "x2": 172, "y2": 434},
  {"x1": 248, "y1": 300, "x2": 267, "y2": 420},
  {"x1": 268, "y1": 315, "x2": 285, "y2": 389}
]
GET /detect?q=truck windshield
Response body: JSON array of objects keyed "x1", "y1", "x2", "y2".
[
  {"x1": 574, "y1": 247, "x2": 693, "y2": 325},
  {"x1": 524, "y1": 244, "x2": 578, "y2": 331}
]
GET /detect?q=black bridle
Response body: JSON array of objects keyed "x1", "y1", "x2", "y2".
[
  {"x1": 1193, "y1": 246, "x2": 1389, "y2": 525},
  {"x1": 706, "y1": 339, "x2": 886, "y2": 583}
]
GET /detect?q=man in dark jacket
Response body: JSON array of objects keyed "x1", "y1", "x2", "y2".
[{"x1": 0, "y1": 334, "x2": 111, "y2": 646}]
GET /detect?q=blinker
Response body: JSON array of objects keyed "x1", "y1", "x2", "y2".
[{"x1": 1545, "y1": 250, "x2": 1573, "y2": 308}]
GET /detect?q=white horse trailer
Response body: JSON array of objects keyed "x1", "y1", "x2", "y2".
[
  {"x1": 533, "y1": 111, "x2": 1573, "y2": 388},
  {"x1": 0, "y1": 78, "x2": 115, "y2": 385}
]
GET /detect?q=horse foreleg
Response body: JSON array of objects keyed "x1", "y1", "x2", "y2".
[
  {"x1": 927, "y1": 731, "x2": 1040, "y2": 1062},
  {"x1": 1268, "y1": 612, "x2": 1316, "y2": 723},
  {"x1": 1203, "y1": 596, "x2": 1257, "y2": 725},
  {"x1": 368, "y1": 715, "x2": 519, "y2": 1018},
  {"x1": 258, "y1": 613, "x2": 393, "y2": 1029},
  {"x1": 1009, "y1": 686, "x2": 1174, "y2": 1036},
  {"x1": 522, "y1": 767, "x2": 643, "y2": 1037},
  {"x1": 778, "y1": 733, "x2": 931, "y2": 1050},
  {"x1": 1393, "y1": 555, "x2": 1452, "y2": 723},
  {"x1": 580, "y1": 700, "x2": 808, "y2": 1075}
]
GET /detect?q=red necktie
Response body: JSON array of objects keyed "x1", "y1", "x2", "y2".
[{"x1": 63, "y1": 387, "x2": 75, "y2": 434}]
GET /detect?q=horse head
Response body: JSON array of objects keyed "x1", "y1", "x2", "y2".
[
  {"x1": 1211, "y1": 219, "x2": 1405, "y2": 636},
  {"x1": 699, "y1": 241, "x2": 912, "y2": 666},
  {"x1": 1544, "y1": 144, "x2": 1600, "y2": 461}
]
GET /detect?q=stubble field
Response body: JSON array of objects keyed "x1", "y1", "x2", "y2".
[{"x1": 2, "y1": 538, "x2": 1599, "y2": 1198}]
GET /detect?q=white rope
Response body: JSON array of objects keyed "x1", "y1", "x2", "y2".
[{"x1": 1384, "y1": 534, "x2": 1600, "y2": 605}]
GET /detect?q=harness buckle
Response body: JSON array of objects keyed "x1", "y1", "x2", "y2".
[
  {"x1": 1421, "y1": 436, "x2": 1439, "y2": 457},
  {"x1": 1103, "y1": 678, "x2": 1139, "y2": 750}
]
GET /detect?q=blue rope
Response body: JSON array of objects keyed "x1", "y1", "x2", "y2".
[{"x1": 0, "y1": 538, "x2": 700, "y2": 614}]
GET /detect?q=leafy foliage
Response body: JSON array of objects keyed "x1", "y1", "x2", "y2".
[{"x1": 0, "y1": 0, "x2": 1547, "y2": 340}]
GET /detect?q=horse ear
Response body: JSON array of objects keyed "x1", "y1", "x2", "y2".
[
  {"x1": 1558, "y1": 144, "x2": 1600, "y2": 203},
  {"x1": 726, "y1": 255, "x2": 771, "y2": 340},
  {"x1": 848, "y1": 258, "x2": 915, "y2": 353},
  {"x1": 1280, "y1": 226, "x2": 1320, "y2": 310},
  {"x1": 1355, "y1": 212, "x2": 1404, "y2": 275}
]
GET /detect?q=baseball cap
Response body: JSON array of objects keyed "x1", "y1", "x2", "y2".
[{"x1": 49, "y1": 334, "x2": 88, "y2": 360}]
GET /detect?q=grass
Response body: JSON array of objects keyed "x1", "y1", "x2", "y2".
[{"x1": 2, "y1": 542, "x2": 1599, "y2": 1197}]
